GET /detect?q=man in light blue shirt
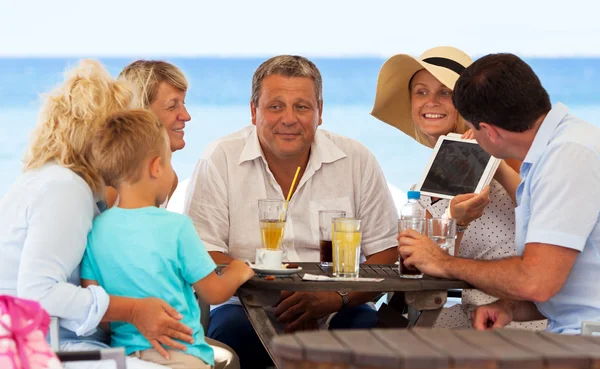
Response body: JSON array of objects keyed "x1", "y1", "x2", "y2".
[{"x1": 398, "y1": 53, "x2": 600, "y2": 333}]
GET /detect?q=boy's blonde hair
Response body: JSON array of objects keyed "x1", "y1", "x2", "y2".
[
  {"x1": 24, "y1": 60, "x2": 135, "y2": 194},
  {"x1": 89, "y1": 109, "x2": 168, "y2": 188},
  {"x1": 118, "y1": 60, "x2": 188, "y2": 109}
]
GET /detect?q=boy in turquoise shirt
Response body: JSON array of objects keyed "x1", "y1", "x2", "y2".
[{"x1": 81, "y1": 109, "x2": 254, "y2": 369}]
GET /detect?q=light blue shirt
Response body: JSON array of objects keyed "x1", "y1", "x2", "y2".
[
  {"x1": 81, "y1": 206, "x2": 216, "y2": 366},
  {"x1": 515, "y1": 103, "x2": 600, "y2": 334},
  {"x1": 0, "y1": 163, "x2": 110, "y2": 342}
]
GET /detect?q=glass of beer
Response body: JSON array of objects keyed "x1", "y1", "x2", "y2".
[
  {"x1": 318, "y1": 210, "x2": 346, "y2": 267},
  {"x1": 398, "y1": 218, "x2": 426, "y2": 279},
  {"x1": 258, "y1": 199, "x2": 287, "y2": 251},
  {"x1": 332, "y1": 218, "x2": 361, "y2": 278},
  {"x1": 428, "y1": 218, "x2": 457, "y2": 253}
]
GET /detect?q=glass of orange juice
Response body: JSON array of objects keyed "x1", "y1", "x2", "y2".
[
  {"x1": 332, "y1": 218, "x2": 361, "y2": 278},
  {"x1": 258, "y1": 199, "x2": 287, "y2": 251}
]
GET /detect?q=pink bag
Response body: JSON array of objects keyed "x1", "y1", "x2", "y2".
[{"x1": 0, "y1": 295, "x2": 62, "y2": 369}]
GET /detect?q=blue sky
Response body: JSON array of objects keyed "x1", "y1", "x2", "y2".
[{"x1": 1, "y1": 0, "x2": 599, "y2": 57}]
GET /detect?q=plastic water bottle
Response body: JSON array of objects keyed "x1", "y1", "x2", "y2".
[
  {"x1": 398, "y1": 190, "x2": 426, "y2": 278},
  {"x1": 400, "y1": 190, "x2": 426, "y2": 220}
]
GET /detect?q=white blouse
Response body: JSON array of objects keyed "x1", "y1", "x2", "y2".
[{"x1": 420, "y1": 180, "x2": 547, "y2": 330}]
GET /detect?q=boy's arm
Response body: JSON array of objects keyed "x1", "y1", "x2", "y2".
[
  {"x1": 177, "y1": 216, "x2": 254, "y2": 305},
  {"x1": 81, "y1": 279, "x2": 111, "y2": 332},
  {"x1": 192, "y1": 260, "x2": 254, "y2": 305}
]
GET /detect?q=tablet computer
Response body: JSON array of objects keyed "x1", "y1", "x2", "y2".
[{"x1": 414, "y1": 134, "x2": 500, "y2": 199}]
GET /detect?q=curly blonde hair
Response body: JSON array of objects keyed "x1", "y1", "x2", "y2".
[
  {"x1": 118, "y1": 60, "x2": 188, "y2": 109},
  {"x1": 24, "y1": 60, "x2": 135, "y2": 194}
]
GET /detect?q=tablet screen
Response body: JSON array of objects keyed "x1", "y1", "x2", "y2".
[{"x1": 420, "y1": 140, "x2": 492, "y2": 196}]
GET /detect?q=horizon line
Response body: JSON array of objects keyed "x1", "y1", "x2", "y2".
[{"x1": 2, "y1": 53, "x2": 600, "y2": 59}]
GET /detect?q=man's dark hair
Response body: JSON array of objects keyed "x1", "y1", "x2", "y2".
[{"x1": 452, "y1": 53, "x2": 551, "y2": 133}]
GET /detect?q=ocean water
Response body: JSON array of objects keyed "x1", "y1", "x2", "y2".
[{"x1": 1, "y1": 57, "x2": 600, "y2": 198}]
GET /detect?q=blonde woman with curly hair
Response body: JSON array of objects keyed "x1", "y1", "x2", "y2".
[{"x1": 0, "y1": 60, "x2": 194, "y2": 369}]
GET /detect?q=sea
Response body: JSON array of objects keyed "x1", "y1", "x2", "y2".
[{"x1": 1, "y1": 57, "x2": 599, "y2": 199}]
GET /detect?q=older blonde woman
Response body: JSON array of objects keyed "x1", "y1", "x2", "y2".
[
  {"x1": 0, "y1": 60, "x2": 194, "y2": 369},
  {"x1": 107, "y1": 60, "x2": 192, "y2": 209},
  {"x1": 371, "y1": 46, "x2": 546, "y2": 330}
]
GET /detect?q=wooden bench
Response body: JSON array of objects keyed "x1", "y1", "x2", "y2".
[{"x1": 271, "y1": 328, "x2": 600, "y2": 369}]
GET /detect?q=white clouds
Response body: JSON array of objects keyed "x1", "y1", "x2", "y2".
[{"x1": 1, "y1": 0, "x2": 599, "y2": 57}]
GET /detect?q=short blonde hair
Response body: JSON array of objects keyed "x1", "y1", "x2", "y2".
[
  {"x1": 119, "y1": 60, "x2": 188, "y2": 109},
  {"x1": 251, "y1": 55, "x2": 322, "y2": 106},
  {"x1": 89, "y1": 109, "x2": 167, "y2": 188},
  {"x1": 24, "y1": 60, "x2": 135, "y2": 194}
]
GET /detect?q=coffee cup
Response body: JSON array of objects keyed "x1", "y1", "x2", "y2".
[{"x1": 255, "y1": 248, "x2": 283, "y2": 269}]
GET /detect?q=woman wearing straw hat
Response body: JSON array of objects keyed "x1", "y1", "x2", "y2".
[{"x1": 371, "y1": 46, "x2": 546, "y2": 330}]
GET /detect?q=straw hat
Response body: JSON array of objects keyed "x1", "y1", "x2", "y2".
[{"x1": 370, "y1": 46, "x2": 473, "y2": 140}]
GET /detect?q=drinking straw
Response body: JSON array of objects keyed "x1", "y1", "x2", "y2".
[
  {"x1": 286, "y1": 166, "x2": 301, "y2": 203},
  {"x1": 280, "y1": 166, "x2": 301, "y2": 221}
]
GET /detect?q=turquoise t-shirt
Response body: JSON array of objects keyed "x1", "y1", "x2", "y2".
[{"x1": 81, "y1": 206, "x2": 216, "y2": 365}]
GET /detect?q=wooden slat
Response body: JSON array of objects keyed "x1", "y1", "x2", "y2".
[
  {"x1": 496, "y1": 329, "x2": 590, "y2": 368},
  {"x1": 581, "y1": 334, "x2": 600, "y2": 347},
  {"x1": 419, "y1": 277, "x2": 471, "y2": 291},
  {"x1": 272, "y1": 329, "x2": 600, "y2": 369},
  {"x1": 540, "y1": 331, "x2": 600, "y2": 364},
  {"x1": 271, "y1": 334, "x2": 304, "y2": 362},
  {"x1": 332, "y1": 330, "x2": 400, "y2": 368},
  {"x1": 454, "y1": 329, "x2": 544, "y2": 369},
  {"x1": 360, "y1": 265, "x2": 379, "y2": 278},
  {"x1": 373, "y1": 329, "x2": 449, "y2": 368},
  {"x1": 412, "y1": 328, "x2": 494, "y2": 368},
  {"x1": 293, "y1": 331, "x2": 352, "y2": 366},
  {"x1": 374, "y1": 265, "x2": 395, "y2": 276}
]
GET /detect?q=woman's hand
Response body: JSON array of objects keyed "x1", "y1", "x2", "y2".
[
  {"x1": 471, "y1": 300, "x2": 514, "y2": 330},
  {"x1": 130, "y1": 297, "x2": 194, "y2": 359},
  {"x1": 449, "y1": 186, "x2": 490, "y2": 226},
  {"x1": 461, "y1": 129, "x2": 476, "y2": 140}
]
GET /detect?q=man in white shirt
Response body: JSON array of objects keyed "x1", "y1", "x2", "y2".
[{"x1": 184, "y1": 55, "x2": 398, "y2": 369}]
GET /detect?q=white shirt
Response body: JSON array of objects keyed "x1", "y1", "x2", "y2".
[
  {"x1": 0, "y1": 163, "x2": 109, "y2": 337},
  {"x1": 184, "y1": 126, "x2": 399, "y2": 263}
]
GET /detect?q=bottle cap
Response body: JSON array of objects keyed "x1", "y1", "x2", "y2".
[{"x1": 407, "y1": 190, "x2": 421, "y2": 200}]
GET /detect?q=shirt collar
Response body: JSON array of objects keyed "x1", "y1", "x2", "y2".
[
  {"x1": 238, "y1": 126, "x2": 264, "y2": 165},
  {"x1": 237, "y1": 126, "x2": 347, "y2": 167},
  {"x1": 309, "y1": 130, "x2": 347, "y2": 170},
  {"x1": 523, "y1": 102, "x2": 569, "y2": 165}
]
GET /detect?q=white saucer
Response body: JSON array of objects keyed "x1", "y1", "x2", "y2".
[{"x1": 249, "y1": 263, "x2": 303, "y2": 276}]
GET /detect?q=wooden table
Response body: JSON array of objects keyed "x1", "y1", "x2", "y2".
[
  {"x1": 271, "y1": 328, "x2": 600, "y2": 368},
  {"x1": 233, "y1": 263, "x2": 471, "y2": 367}
]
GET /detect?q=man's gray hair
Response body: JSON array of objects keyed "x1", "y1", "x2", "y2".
[{"x1": 251, "y1": 55, "x2": 323, "y2": 106}]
